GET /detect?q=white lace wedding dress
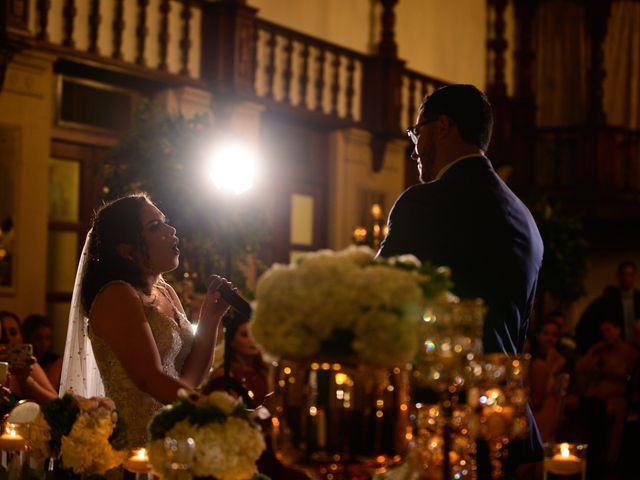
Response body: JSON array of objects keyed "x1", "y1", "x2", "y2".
[{"x1": 88, "y1": 280, "x2": 194, "y2": 446}]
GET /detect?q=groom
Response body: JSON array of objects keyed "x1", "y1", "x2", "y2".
[{"x1": 378, "y1": 84, "x2": 544, "y2": 474}]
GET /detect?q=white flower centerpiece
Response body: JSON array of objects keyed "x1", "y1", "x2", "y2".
[
  {"x1": 251, "y1": 246, "x2": 452, "y2": 366},
  {"x1": 29, "y1": 393, "x2": 129, "y2": 477},
  {"x1": 147, "y1": 390, "x2": 267, "y2": 480},
  {"x1": 249, "y1": 246, "x2": 453, "y2": 479}
]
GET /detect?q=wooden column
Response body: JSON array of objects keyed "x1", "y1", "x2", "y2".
[
  {"x1": 586, "y1": 0, "x2": 612, "y2": 127},
  {"x1": 200, "y1": 0, "x2": 258, "y2": 98},
  {"x1": 510, "y1": 0, "x2": 539, "y2": 195},
  {"x1": 361, "y1": 0, "x2": 405, "y2": 172},
  {"x1": 486, "y1": 0, "x2": 508, "y2": 98},
  {"x1": 485, "y1": 0, "x2": 510, "y2": 175}
]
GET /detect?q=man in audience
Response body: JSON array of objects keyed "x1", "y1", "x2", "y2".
[{"x1": 576, "y1": 260, "x2": 640, "y2": 354}]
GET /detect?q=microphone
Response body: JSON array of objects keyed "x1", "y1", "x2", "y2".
[{"x1": 217, "y1": 283, "x2": 252, "y2": 319}]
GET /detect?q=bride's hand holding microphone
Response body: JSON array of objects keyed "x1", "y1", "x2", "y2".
[
  {"x1": 202, "y1": 275, "x2": 252, "y2": 322},
  {"x1": 200, "y1": 275, "x2": 234, "y2": 321}
]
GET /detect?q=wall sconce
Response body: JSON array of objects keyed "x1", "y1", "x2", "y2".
[{"x1": 352, "y1": 203, "x2": 388, "y2": 251}]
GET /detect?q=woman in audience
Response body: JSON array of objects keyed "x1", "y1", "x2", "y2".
[
  {"x1": 0, "y1": 310, "x2": 58, "y2": 404},
  {"x1": 22, "y1": 314, "x2": 63, "y2": 390},
  {"x1": 62, "y1": 193, "x2": 233, "y2": 446},
  {"x1": 203, "y1": 314, "x2": 270, "y2": 407},
  {"x1": 529, "y1": 318, "x2": 569, "y2": 442},
  {"x1": 202, "y1": 316, "x2": 309, "y2": 480},
  {"x1": 577, "y1": 318, "x2": 637, "y2": 465}
]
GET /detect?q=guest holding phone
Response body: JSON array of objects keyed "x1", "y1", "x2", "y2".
[{"x1": 0, "y1": 311, "x2": 58, "y2": 405}]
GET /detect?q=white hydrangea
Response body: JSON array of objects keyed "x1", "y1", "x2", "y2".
[
  {"x1": 60, "y1": 408, "x2": 128, "y2": 475},
  {"x1": 149, "y1": 417, "x2": 265, "y2": 480},
  {"x1": 27, "y1": 414, "x2": 52, "y2": 461},
  {"x1": 251, "y1": 246, "x2": 446, "y2": 366}
]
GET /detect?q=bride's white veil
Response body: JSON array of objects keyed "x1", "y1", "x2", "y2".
[{"x1": 59, "y1": 229, "x2": 105, "y2": 397}]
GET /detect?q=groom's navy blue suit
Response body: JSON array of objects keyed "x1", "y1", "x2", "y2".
[{"x1": 379, "y1": 155, "x2": 544, "y2": 465}]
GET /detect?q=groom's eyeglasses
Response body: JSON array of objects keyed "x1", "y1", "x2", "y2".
[{"x1": 406, "y1": 116, "x2": 438, "y2": 144}]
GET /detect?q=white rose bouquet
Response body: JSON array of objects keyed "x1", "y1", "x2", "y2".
[
  {"x1": 251, "y1": 246, "x2": 452, "y2": 367},
  {"x1": 29, "y1": 393, "x2": 129, "y2": 477},
  {"x1": 147, "y1": 390, "x2": 267, "y2": 480}
]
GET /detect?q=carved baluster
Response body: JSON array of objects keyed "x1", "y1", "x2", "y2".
[
  {"x1": 265, "y1": 30, "x2": 277, "y2": 99},
  {"x1": 329, "y1": 52, "x2": 341, "y2": 116},
  {"x1": 37, "y1": 0, "x2": 51, "y2": 41},
  {"x1": 88, "y1": 0, "x2": 101, "y2": 54},
  {"x1": 251, "y1": 23, "x2": 262, "y2": 96},
  {"x1": 407, "y1": 75, "x2": 416, "y2": 126},
  {"x1": 282, "y1": 36, "x2": 293, "y2": 104},
  {"x1": 135, "y1": 0, "x2": 149, "y2": 66},
  {"x1": 314, "y1": 47, "x2": 326, "y2": 113},
  {"x1": 179, "y1": 0, "x2": 192, "y2": 75},
  {"x1": 345, "y1": 56, "x2": 356, "y2": 121},
  {"x1": 62, "y1": 0, "x2": 76, "y2": 48},
  {"x1": 298, "y1": 42, "x2": 310, "y2": 108},
  {"x1": 158, "y1": 0, "x2": 170, "y2": 71},
  {"x1": 112, "y1": 0, "x2": 125, "y2": 60}
]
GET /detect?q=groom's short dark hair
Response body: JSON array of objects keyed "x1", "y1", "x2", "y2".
[{"x1": 419, "y1": 84, "x2": 493, "y2": 151}]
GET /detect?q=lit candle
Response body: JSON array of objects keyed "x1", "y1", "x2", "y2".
[
  {"x1": 0, "y1": 362, "x2": 7, "y2": 385},
  {"x1": 0, "y1": 426, "x2": 26, "y2": 451},
  {"x1": 545, "y1": 443, "x2": 583, "y2": 476},
  {"x1": 123, "y1": 448, "x2": 152, "y2": 473}
]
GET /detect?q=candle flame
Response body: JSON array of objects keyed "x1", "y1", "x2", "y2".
[
  {"x1": 560, "y1": 443, "x2": 570, "y2": 458},
  {"x1": 135, "y1": 448, "x2": 148, "y2": 460}
]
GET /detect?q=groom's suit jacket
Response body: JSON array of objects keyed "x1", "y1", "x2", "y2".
[{"x1": 379, "y1": 155, "x2": 544, "y2": 464}]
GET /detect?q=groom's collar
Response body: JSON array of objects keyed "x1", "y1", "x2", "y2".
[{"x1": 435, "y1": 154, "x2": 488, "y2": 180}]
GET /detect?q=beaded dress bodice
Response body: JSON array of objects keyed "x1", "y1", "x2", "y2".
[{"x1": 88, "y1": 281, "x2": 194, "y2": 446}]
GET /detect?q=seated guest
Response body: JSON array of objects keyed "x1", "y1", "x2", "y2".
[
  {"x1": 203, "y1": 315, "x2": 270, "y2": 408},
  {"x1": 22, "y1": 314, "x2": 63, "y2": 391},
  {"x1": 0, "y1": 310, "x2": 58, "y2": 404},
  {"x1": 529, "y1": 318, "x2": 569, "y2": 442},
  {"x1": 202, "y1": 316, "x2": 309, "y2": 480},
  {"x1": 577, "y1": 319, "x2": 637, "y2": 465}
]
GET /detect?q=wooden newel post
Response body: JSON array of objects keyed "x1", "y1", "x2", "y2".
[
  {"x1": 200, "y1": 0, "x2": 258, "y2": 98},
  {"x1": 509, "y1": 0, "x2": 539, "y2": 195},
  {"x1": 485, "y1": 0, "x2": 512, "y2": 178},
  {"x1": 361, "y1": 0, "x2": 404, "y2": 172}
]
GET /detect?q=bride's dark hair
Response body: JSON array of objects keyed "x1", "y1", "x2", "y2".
[{"x1": 81, "y1": 193, "x2": 154, "y2": 315}]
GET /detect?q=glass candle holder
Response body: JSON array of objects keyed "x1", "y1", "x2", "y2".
[
  {"x1": 123, "y1": 447, "x2": 153, "y2": 479},
  {"x1": 163, "y1": 437, "x2": 195, "y2": 480},
  {"x1": 543, "y1": 442, "x2": 587, "y2": 480}
]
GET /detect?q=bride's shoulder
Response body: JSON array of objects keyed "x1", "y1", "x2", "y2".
[{"x1": 90, "y1": 281, "x2": 142, "y2": 315}]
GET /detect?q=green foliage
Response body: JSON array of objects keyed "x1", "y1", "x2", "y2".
[
  {"x1": 41, "y1": 394, "x2": 128, "y2": 456},
  {"x1": 148, "y1": 399, "x2": 230, "y2": 441},
  {"x1": 103, "y1": 101, "x2": 268, "y2": 298},
  {"x1": 42, "y1": 393, "x2": 79, "y2": 439},
  {"x1": 530, "y1": 197, "x2": 589, "y2": 306}
]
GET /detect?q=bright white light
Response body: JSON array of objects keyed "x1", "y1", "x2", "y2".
[{"x1": 206, "y1": 141, "x2": 259, "y2": 194}]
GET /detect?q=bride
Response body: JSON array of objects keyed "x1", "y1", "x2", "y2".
[{"x1": 60, "y1": 193, "x2": 233, "y2": 446}]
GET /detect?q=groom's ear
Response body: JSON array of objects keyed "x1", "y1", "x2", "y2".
[{"x1": 116, "y1": 243, "x2": 134, "y2": 261}]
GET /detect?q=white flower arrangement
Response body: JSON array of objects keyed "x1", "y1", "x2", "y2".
[
  {"x1": 148, "y1": 390, "x2": 267, "y2": 480},
  {"x1": 29, "y1": 393, "x2": 129, "y2": 476},
  {"x1": 250, "y1": 246, "x2": 452, "y2": 367}
]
